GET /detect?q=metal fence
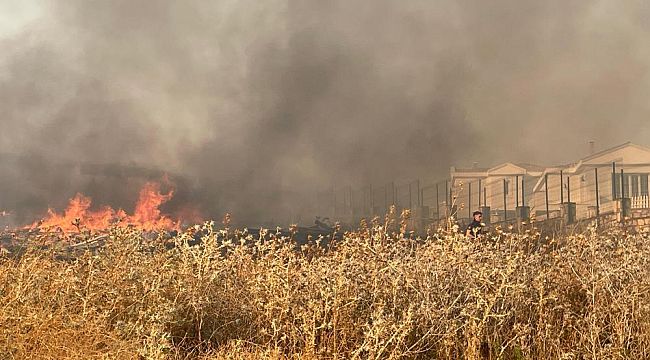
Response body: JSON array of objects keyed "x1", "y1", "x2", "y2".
[{"x1": 319, "y1": 161, "x2": 650, "y2": 228}]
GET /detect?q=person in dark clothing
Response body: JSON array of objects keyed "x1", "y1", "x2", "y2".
[{"x1": 465, "y1": 211, "x2": 484, "y2": 238}]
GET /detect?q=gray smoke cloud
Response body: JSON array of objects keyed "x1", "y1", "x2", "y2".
[{"x1": 1, "y1": 0, "x2": 649, "y2": 225}]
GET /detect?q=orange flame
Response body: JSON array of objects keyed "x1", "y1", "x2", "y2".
[
  {"x1": 29, "y1": 180, "x2": 199, "y2": 232},
  {"x1": 123, "y1": 182, "x2": 177, "y2": 231}
]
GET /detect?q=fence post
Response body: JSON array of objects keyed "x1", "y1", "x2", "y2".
[
  {"x1": 468, "y1": 181, "x2": 472, "y2": 218},
  {"x1": 503, "y1": 179, "x2": 508, "y2": 221},
  {"x1": 515, "y1": 175, "x2": 519, "y2": 207},
  {"x1": 612, "y1": 162, "x2": 617, "y2": 200},
  {"x1": 370, "y1": 185, "x2": 372, "y2": 214},
  {"x1": 560, "y1": 170, "x2": 564, "y2": 204},
  {"x1": 445, "y1": 181, "x2": 449, "y2": 215},
  {"x1": 545, "y1": 173, "x2": 549, "y2": 220},
  {"x1": 595, "y1": 167, "x2": 600, "y2": 225},
  {"x1": 436, "y1": 183, "x2": 440, "y2": 220},
  {"x1": 349, "y1": 186, "x2": 353, "y2": 215},
  {"x1": 420, "y1": 188, "x2": 424, "y2": 207}
]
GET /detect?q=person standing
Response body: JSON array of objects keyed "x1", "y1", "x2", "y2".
[{"x1": 465, "y1": 211, "x2": 484, "y2": 239}]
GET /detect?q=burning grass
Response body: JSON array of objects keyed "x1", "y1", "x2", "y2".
[
  {"x1": 2, "y1": 221, "x2": 650, "y2": 359},
  {"x1": 26, "y1": 179, "x2": 199, "y2": 233}
]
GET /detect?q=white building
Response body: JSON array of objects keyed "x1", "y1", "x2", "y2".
[
  {"x1": 531, "y1": 142, "x2": 650, "y2": 220},
  {"x1": 450, "y1": 163, "x2": 544, "y2": 221},
  {"x1": 450, "y1": 142, "x2": 650, "y2": 223}
]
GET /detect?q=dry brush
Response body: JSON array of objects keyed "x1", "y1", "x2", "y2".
[{"x1": 1, "y1": 222, "x2": 650, "y2": 359}]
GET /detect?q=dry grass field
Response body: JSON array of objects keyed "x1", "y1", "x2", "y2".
[{"x1": 2, "y1": 214, "x2": 650, "y2": 359}]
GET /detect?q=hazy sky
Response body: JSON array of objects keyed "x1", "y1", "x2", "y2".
[
  {"x1": 1, "y1": 1, "x2": 649, "y2": 224},
  {"x1": 0, "y1": 1, "x2": 41, "y2": 36}
]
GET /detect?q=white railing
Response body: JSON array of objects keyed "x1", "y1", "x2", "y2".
[{"x1": 631, "y1": 195, "x2": 650, "y2": 209}]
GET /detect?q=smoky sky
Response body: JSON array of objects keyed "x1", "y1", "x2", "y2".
[{"x1": 1, "y1": 0, "x2": 649, "y2": 225}]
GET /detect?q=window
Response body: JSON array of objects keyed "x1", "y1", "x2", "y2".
[
  {"x1": 612, "y1": 173, "x2": 619, "y2": 198},
  {"x1": 612, "y1": 173, "x2": 650, "y2": 198},
  {"x1": 639, "y1": 174, "x2": 648, "y2": 196}
]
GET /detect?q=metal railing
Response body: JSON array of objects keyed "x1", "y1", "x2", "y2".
[{"x1": 631, "y1": 195, "x2": 650, "y2": 209}]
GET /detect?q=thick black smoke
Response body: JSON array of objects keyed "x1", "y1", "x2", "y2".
[{"x1": 1, "y1": 1, "x2": 649, "y2": 225}]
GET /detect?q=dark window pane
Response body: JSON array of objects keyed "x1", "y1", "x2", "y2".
[
  {"x1": 640, "y1": 174, "x2": 648, "y2": 196},
  {"x1": 612, "y1": 173, "x2": 620, "y2": 199}
]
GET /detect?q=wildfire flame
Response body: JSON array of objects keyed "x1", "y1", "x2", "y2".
[
  {"x1": 29, "y1": 181, "x2": 197, "y2": 232},
  {"x1": 125, "y1": 182, "x2": 176, "y2": 230}
]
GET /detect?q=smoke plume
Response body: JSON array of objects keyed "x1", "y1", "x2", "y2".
[{"x1": 1, "y1": 0, "x2": 649, "y2": 225}]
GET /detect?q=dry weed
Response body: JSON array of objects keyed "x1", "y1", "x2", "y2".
[{"x1": 2, "y1": 223, "x2": 650, "y2": 359}]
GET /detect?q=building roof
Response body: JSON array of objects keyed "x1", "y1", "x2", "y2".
[
  {"x1": 514, "y1": 163, "x2": 546, "y2": 172},
  {"x1": 452, "y1": 167, "x2": 490, "y2": 173},
  {"x1": 449, "y1": 142, "x2": 650, "y2": 191},
  {"x1": 451, "y1": 162, "x2": 545, "y2": 183},
  {"x1": 531, "y1": 142, "x2": 650, "y2": 192},
  {"x1": 578, "y1": 142, "x2": 650, "y2": 164}
]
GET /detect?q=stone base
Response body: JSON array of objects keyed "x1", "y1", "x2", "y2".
[
  {"x1": 561, "y1": 202, "x2": 576, "y2": 224},
  {"x1": 616, "y1": 198, "x2": 631, "y2": 222},
  {"x1": 515, "y1": 206, "x2": 530, "y2": 221}
]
